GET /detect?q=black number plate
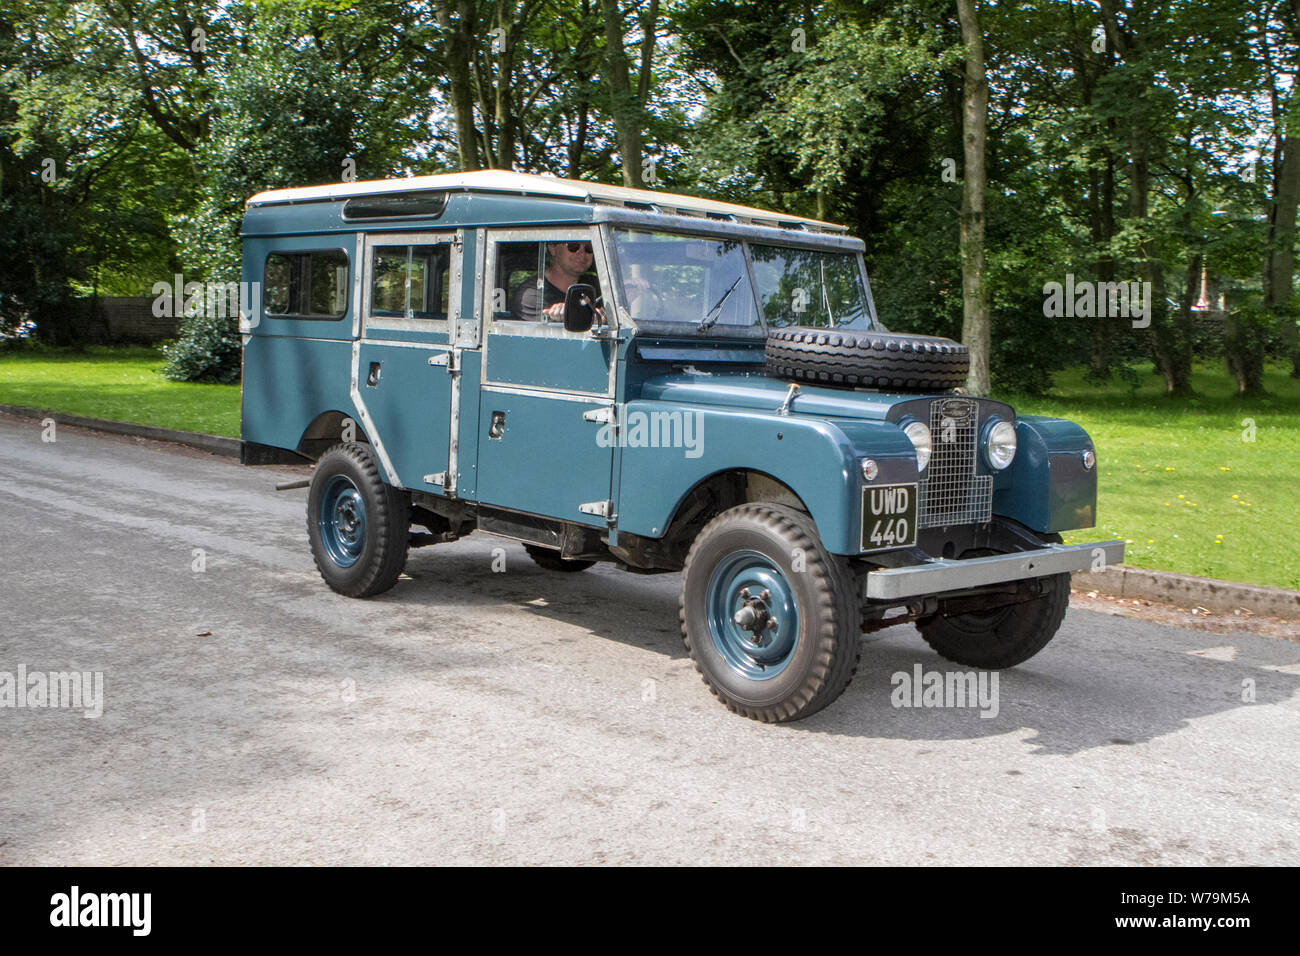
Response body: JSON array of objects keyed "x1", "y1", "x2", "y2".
[{"x1": 861, "y1": 483, "x2": 918, "y2": 552}]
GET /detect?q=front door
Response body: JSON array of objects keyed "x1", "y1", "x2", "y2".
[
  {"x1": 475, "y1": 228, "x2": 618, "y2": 526},
  {"x1": 353, "y1": 231, "x2": 462, "y2": 492}
]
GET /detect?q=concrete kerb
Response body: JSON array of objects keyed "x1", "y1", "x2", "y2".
[
  {"x1": 3, "y1": 403, "x2": 1296, "y2": 621},
  {"x1": 0, "y1": 404, "x2": 239, "y2": 458},
  {"x1": 1072, "y1": 565, "x2": 1300, "y2": 621}
]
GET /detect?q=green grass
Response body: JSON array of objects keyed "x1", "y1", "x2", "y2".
[
  {"x1": 0, "y1": 345, "x2": 239, "y2": 437},
  {"x1": 1006, "y1": 363, "x2": 1300, "y2": 592},
  {"x1": 1, "y1": 346, "x2": 1296, "y2": 589}
]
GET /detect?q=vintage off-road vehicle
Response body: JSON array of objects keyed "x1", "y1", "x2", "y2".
[{"x1": 240, "y1": 171, "x2": 1122, "y2": 722}]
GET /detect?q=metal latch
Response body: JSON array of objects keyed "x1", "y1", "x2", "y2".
[{"x1": 778, "y1": 382, "x2": 800, "y2": 416}]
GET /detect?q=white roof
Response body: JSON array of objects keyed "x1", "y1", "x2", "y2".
[{"x1": 246, "y1": 170, "x2": 846, "y2": 232}]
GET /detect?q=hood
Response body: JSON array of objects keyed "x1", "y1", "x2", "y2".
[{"x1": 638, "y1": 370, "x2": 934, "y2": 421}]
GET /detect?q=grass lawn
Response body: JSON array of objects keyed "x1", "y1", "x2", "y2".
[
  {"x1": 1, "y1": 345, "x2": 1296, "y2": 590},
  {"x1": 1007, "y1": 363, "x2": 1300, "y2": 592},
  {"x1": 0, "y1": 346, "x2": 239, "y2": 437}
]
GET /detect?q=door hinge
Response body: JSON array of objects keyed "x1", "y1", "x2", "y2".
[
  {"x1": 425, "y1": 472, "x2": 448, "y2": 488},
  {"x1": 428, "y1": 350, "x2": 458, "y2": 373},
  {"x1": 579, "y1": 499, "x2": 614, "y2": 518},
  {"x1": 582, "y1": 405, "x2": 617, "y2": 425}
]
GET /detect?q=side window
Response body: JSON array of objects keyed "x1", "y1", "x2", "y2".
[
  {"x1": 368, "y1": 242, "x2": 453, "y2": 321},
  {"x1": 263, "y1": 250, "x2": 349, "y2": 318},
  {"x1": 489, "y1": 237, "x2": 599, "y2": 323}
]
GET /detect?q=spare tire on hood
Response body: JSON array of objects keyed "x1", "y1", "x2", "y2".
[{"x1": 765, "y1": 326, "x2": 969, "y2": 392}]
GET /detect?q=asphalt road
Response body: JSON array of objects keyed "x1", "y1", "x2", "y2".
[{"x1": 2, "y1": 415, "x2": 1298, "y2": 865}]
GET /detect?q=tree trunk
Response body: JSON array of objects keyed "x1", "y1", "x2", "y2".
[
  {"x1": 1087, "y1": 153, "x2": 1118, "y2": 379},
  {"x1": 956, "y1": 0, "x2": 990, "y2": 396},
  {"x1": 600, "y1": 0, "x2": 643, "y2": 187},
  {"x1": 439, "y1": 1, "x2": 482, "y2": 171},
  {"x1": 1265, "y1": 131, "x2": 1300, "y2": 376}
]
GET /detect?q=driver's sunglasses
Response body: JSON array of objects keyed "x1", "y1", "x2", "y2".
[{"x1": 566, "y1": 242, "x2": 593, "y2": 254}]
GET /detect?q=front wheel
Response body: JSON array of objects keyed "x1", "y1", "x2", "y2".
[
  {"x1": 307, "y1": 442, "x2": 410, "y2": 598},
  {"x1": 917, "y1": 572, "x2": 1070, "y2": 668},
  {"x1": 680, "y1": 503, "x2": 861, "y2": 722}
]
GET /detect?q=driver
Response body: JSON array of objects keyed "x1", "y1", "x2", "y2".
[
  {"x1": 510, "y1": 239, "x2": 650, "y2": 322},
  {"x1": 511, "y1": 240, "x2": 598, "y2": 322}
]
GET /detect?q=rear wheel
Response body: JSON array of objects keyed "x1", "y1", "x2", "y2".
[
  {"x1": 680, "y1": 503, "x2": 861, "y2": 722},
  {"x1": 307, "y1": 442, "x2": 410, "y2": 598}
]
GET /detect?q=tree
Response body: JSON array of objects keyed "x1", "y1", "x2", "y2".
[{"x1": 956, "y1": 0, "x2": 989, "y2": 395}]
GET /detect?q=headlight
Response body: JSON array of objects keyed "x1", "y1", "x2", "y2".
[
  {"x1": 903, "y1": 420, "x2": 932, "y2": 472},
  {"x1": 984, "y1": 419, "x2": 1017, "y2": 470}
]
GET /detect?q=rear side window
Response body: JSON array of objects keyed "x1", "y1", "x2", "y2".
[
  {"x1": 369, "y1": 244, "x2": 451, "y2": 319},
  {"x1": 264, "y1": 250, "x2": 350, "y2": 318}
]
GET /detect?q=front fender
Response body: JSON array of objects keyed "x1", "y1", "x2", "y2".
[
  {"x1": 614, "y1": 403, "x2": 917, "y2": 555},
  {"x1": 992, "y1": 415, "x2": 1098, "y2": 532}
]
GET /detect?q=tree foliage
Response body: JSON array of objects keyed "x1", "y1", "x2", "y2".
[{"x1": 0, "y1": 0, "x2": 1294, "y2": 394}]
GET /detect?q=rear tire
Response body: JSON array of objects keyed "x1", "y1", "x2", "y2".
[
  {"x1": 917, "y1": 572, "x2": 1070, "y2": 668},
  {"x1": 523, "y1": 544, "x2": 595, "y2": 573},
  {"x1": 307, "y1": 442, "x2": 410, "y2": 598}
]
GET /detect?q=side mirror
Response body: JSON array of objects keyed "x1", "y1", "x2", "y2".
[{"x1": 564, "y1": 283, "x2": 598, "y2": 333}]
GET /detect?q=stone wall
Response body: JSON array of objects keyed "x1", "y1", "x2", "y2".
[{"x1": 77, "y1": 297, "x2": 183, "y2": 344}]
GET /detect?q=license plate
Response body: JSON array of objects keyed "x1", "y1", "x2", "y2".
[{"x1": 861, "y1": 483, "x2": 918, "y2": 551}]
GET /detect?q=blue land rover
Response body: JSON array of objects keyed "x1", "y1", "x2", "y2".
[{"x1": 239, "y1": 171, "x2": 1122, "y2": 722}]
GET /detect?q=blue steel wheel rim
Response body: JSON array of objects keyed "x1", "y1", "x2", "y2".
[
  {"x1": 317, "y1": 475, "x2": 367, "y2": 568},
  {"x1": 705, "y1": 549, "x2": 800, "y2": 681}
]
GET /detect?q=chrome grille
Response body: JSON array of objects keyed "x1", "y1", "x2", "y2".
[{"x1": 917, "y1": 398, "x2": 992, "y2": 528}]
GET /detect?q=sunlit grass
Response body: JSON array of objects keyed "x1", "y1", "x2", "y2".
[
  {"x1": 1006, "y1": 363, "x2": 1300, "y2": 591},
  {"x1": 0, "y1": 346, "x2": 239, "y2": 437}
]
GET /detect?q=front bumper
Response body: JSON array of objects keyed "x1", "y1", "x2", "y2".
[{"x1": 863, "y1": 540, "x2": 1124, "y2": 601}]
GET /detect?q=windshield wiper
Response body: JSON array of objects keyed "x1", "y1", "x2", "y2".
[{"x1": 698, "y1": 276, "x2": 742, "y2": 332}]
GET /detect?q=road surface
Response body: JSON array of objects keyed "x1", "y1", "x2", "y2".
[{"x1": 1, "y1": 415, "x2": 1297, "y2": 865}]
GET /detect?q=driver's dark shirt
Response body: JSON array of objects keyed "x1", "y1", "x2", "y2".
[
  {"x1": 510, "y1": 273, "x2": 599, "y2": 321},
  {"x1": 510, "y1": 276, "x2": 566, "y2": 322}
]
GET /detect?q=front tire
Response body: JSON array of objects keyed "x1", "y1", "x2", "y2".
[
  {"x1": 680, "y1": 503, "x2": 861, "y2": 722},
  {"x1": 917, "y1": 572, "x2": 1070, "y2": 668},
  {"x1": 307, "y1": 442, "x2": 410, "y2": 598}
]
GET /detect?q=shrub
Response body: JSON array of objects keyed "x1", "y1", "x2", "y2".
[{"x1": 161, "y1": 311, "x2": 241, "y2": 384}]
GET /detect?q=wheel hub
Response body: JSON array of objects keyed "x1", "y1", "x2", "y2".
[
  {"x1": 732, "y1": 588, "x2": 779, "y2": 644},
  {"x1": 317, "y1": 475, "x2": 367, "y2": 568},
  {"x1": 705, "y1": 551, "x2": 800, "y2": 681}
]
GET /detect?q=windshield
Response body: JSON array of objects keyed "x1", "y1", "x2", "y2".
[{"x1": 611, "y1": 228, "x2": 874, "y2": 334}]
